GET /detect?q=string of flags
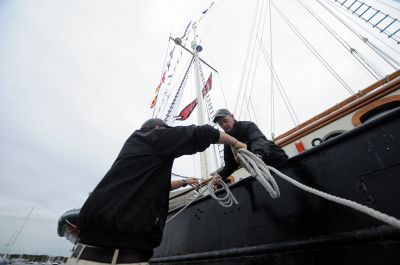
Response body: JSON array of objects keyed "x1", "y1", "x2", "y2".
[{"x1": 149, "y1": 1, "x2": 215, "y2": 117}]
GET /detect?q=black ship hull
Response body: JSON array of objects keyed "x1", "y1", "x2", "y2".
[{"x1": 151, "y1": 107, "x2": 400, "y2": 264}]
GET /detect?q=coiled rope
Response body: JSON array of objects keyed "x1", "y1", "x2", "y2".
[
  {"x1": 166, "y1": 176, "x2": 240, "y2": 223},
  {"x1": 207, "y1": 177, "x2": 239, "y2": 208},
  {"x1": 237, "y1": 148, "x2": 400, "y2": 229}
]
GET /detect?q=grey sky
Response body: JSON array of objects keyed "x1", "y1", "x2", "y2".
[{"x1": 0, "y1": 0, "x2": 399, "y2": 257}]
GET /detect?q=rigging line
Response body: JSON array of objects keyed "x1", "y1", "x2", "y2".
[
  {"x1": 245, "y1": 96, "x2": 260, "y2": 125},
  {"x1": 201, "y1": 48, "x2": 229, "y2": 110},
  {"x1": 351, "y1": 49, "x2": 382, "y2": 80},
  {"x1": 238, "y1": 0, "x2": 264, "y2": 118},
  {"x1": 164, "y1": 57, "x2": 195, "y2": 125},
  {"x1": 352, "y1": 49, "x2": 384, "y2": 79},
  {"x1": 197, "y1": 52, "x2": 225, "y2": 164},
  {"x1": 297, "y1": 0, "x2": 383, "y2": 80},
  {"x1": 271, "y1": 1, "x2": 356, "y2": 96},
  {"x1": 197, "y1": 62, "x2": 222, "y2": 167},
  {"x1": 319, "y1": 0, "x2": 400, "y2": 69},
  {"x1": 239, "y1": 0, "x2": 267, "y2": 119},
  {"x1": 243, "y1": 0, "x2": 270, "y2": 122},
  {"x1": 259, "y1": 38, "x2": 300, "y2": 127},
  {"x1": 268, "y1": 0, "x2": 275, "y2": 138},
  {"x1": 365, "y1": 39, "x2": 400, "y2": 69},
  {"x1": 241, "y1": 0, "x2": 269, "y2": 120},
  {"x1": 159, "y1": 60, "x2": 186, "y2": 120},
  {"x1": 199, "y1": 0, "x2": 225, "y2": 43},
  {"x1": 158, "y1": 48, "x2": 186, "y2": 119},
  {"x1": 216, "y1": 72, "x2": 229, "y2": 109},
  {"x1": 258, "y1": 35, "x2": 300, "y2": 124},
  {"x1": 234, "y1": 0, "x2": 262, "y2": 114},
  {"x1": 153, "y1": 36, "x2": 172, "y2": 118},
  {"x1": 375, "y1": 0, "x2": 400, "y2": 13},
  {"x1": 7, "y1": 208, "x2": 33, "y2": 257}
]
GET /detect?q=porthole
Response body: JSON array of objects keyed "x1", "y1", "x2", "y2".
[{"x1": 352, "y1": 96, "x2": 400, "y2": 126}]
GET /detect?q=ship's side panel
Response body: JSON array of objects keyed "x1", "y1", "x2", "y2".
[{"x1": 152, "y1": 108, "x2": 400, "y2": 264}]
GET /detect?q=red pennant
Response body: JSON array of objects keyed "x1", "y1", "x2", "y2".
[
  {"x1": 161, "y1": 71, "x2": 166, "y2": 83},
  {"x1": 201, "y1": 73, "x2": 212, "y2": 98},
  {"x1": 175, "y1": 99, "x2": 198, "y2": 121},
  {"x1": 150, "y1": 95, "x2": 158, "y2": 109},
  {"x1": 155, "y1": 82, "x2": 162, "y2": 94}
]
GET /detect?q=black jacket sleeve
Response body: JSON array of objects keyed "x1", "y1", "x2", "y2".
[
  {"x1": 152, "y1": 124, "x2": 220, "y2": 158},
  {"x1": 217, "y1": 145, "x2": 239, "y2": 179},
  {"x1": 246, "y1": 122, "x2": 270, "y2": 156}
]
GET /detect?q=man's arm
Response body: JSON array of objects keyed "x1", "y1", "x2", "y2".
[
  {"x1": 170, "y1": 177, "x2": 199, "y2": 190},
  {"x1": 156, "y1": 125, "x2": 245, "y2": 159}
]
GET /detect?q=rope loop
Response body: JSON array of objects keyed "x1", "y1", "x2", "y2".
[{"x1": 207, "y1": 178, "x2": 239, "y2": 208}]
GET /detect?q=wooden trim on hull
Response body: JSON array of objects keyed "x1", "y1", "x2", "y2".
[
  {"x1": 352, "y1": 95, "x2": 400, "y2": 126},
  {"x1": 276, "y1": 71, "x2": 400, "y2": 147}
]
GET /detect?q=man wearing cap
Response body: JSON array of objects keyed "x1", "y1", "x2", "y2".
[
  {"x1": 213, "y1": 109, "x2": 288, "y2": 183},
  {"x1": 69, "y1": 118, "x2": 246, "y2": 265}
]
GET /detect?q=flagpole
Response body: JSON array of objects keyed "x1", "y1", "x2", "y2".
[{"x1": 192, "y1": 22, "x2": 209, "y2": 180}]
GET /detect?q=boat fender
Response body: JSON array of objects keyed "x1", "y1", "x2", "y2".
[{"x1": 311, "y1": 137, "x2": 323, "y2": 146}]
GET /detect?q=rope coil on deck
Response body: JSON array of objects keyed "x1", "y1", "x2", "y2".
[
  {"x1": 207, "y1": 178, "x2": 239, "y2": 208},
  {"x1": 237, "y1": 148, "x2": 400, "y2": 229}
]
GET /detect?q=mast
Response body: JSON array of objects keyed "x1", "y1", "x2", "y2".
[
  {"x1": 3, "y1": 208, "x2": 33, "y2": 261},
  {"x1": 191, "y1": 22, "x2": 209, "y2": 179}
]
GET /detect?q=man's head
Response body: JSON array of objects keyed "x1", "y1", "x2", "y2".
[
  {"x1": 140, "y1": 118, "x2": 170, "y2": 130},
  {"x1": 213, "y1": 109, "x2": 235, "y2": 132}
]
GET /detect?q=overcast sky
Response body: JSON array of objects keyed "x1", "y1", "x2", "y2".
[{"x1": 1, "y1": 0, "x2": 399, "y2": 257}]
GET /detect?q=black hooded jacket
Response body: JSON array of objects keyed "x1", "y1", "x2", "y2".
[
  {"x1": 78, "y1": 124, "x2": 220, "y2": 250},
  {"x1": 218, "y1": 120, "x2": 288, "y2": 179}
]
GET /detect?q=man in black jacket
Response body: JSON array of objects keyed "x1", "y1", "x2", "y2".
[
  {"x1": 213, "y1": 109, "x2": 288, "y2": 183},
  {"x1": 69, "y1": 118, "x2": 245, "y2": 265}
]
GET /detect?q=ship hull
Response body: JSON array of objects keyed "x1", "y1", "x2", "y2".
[{"x1": 151, "y1": 107, "x2": 400, "y2": 264}]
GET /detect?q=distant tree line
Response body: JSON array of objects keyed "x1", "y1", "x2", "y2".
[{"x1": 0, "y1": 254, "x2": 68, "y2": 263}]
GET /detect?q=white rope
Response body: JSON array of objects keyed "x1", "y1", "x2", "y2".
[
  {"x1": 166, "y1": 189, "x2": 205, "y2": 223},
  {"x1": 237, "y1": 148, "x2": 400, "y2": 229},
  {"x1": 166, "y1": 179, "x2": 239, "y2": 223},
  {"x1": 207, "y1": 178, "x2": 239, "y2": 208},
  {"x1": 238, "y1": 149, "x2": 280, "y2": 199}
]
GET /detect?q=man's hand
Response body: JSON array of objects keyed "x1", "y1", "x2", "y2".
[
  {"x1": 230, "y1": 140, "x2": 247, "y2": 163},
  {"x1": 185, "y1": 177, "x2": 200, "y2": 187},
  {"x1": 212, "y1": 174, "x2": 222, "y2": 185},
  {"x1": 231, "y1": 140, "x2": 247, "y2": 150},
  {"x1": 212, "y1": 174, "x2": 222, "y2": 190}
]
